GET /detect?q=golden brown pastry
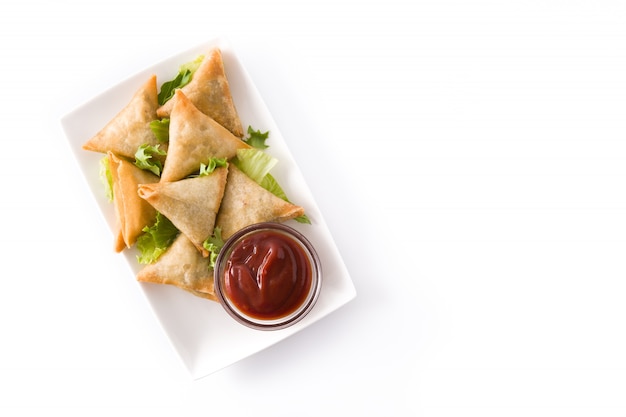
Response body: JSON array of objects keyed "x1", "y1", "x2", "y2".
[
  {"x1": 156, "y1": 48, "x2": 243, "y2": 138},
  {"x1": 136, "y1": 233, "x2": 217, "y2": 301},
  {"x1": 160, "y1": 90, "x2": 250, "y2": 182},
  {"x1": 83, "y1": 75, "x2": 164, "y2": 160},
  {"x1": 113, "y1": 221, "x2": 126, "y2": 253},
  {"x1": 215, "y1": 164, "x2": 305, "y2": 239},
  {"x1": 138, "y1": 166, "x2": 228, "y2": 256},
  {"x1": 108, "y1": 152, "x2": 160, "y2": 251}
]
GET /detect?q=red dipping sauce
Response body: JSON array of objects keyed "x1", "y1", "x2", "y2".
[
  {"x1": 224, "y1": 229, "x2": 312, "y2": 319},
  {"x1": 214, "y1": 223, "x2": 322, "y2": 330}
]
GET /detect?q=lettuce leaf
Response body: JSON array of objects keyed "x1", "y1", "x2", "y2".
[
  {"x1": 243, "y1": 126, "x2": 269, "y2": 149},
  {"x1": 202, "y1": 227, "x2": 225, "y2": 269},
  {"x1": 149, "y1": 118, "x2": 169, "y2": 143},
  {"x1": 134, "y1": 144, "x2": 166, "y2": 176},
  {"x1": 179, "y1": 55, "x2": 204, "y2": 75},
  {"x1": 199, "y1": 157, "x2": 228, "y2": 177},
  {"x1": 233, "y1": 148, "x2": 277, "y2": 183},
  {"x1": 158, "y1": 55, "x2": 204, "y2": 105},
  {"x1": 136, "y1": 212, "x2": 179, "y2": 264},
  {"x1": 99, "y1": 155, "x2": 114, "y2": 202},
  {"x1": 185, "y1": 158, "x2": 229, "y2": 178},
  {"x1": 158, "y1": 70, "x2": 190, "y2": 105},
  {"x1": 261, "y1": 174, "x2": 311, "y2": 224}
]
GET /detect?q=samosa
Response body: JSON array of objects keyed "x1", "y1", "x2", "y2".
[
  {"x1": 156, "y1": 48, "x2": 243, "y2": 138},
  {"x1": 138, "y1": 166, "x2": 228, "y2": 256},
  {"x1": 83, "y1": 75, "x2": 164, "y2": 160},
  {"x1": 136, "y1": 233, "x2": 216, "y2": 301},
  {"x1": 215, "y1": 164, "x2": 305, "y2": 239},
  {"x1": 160, "y1": 90, "x2": 249, "y2": 182},
  {"x1": 108, "y1": 152, "x2": 160, "y2": 251}
]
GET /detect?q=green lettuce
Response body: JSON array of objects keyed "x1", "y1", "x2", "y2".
[
  {"x1": 134, "y1": 144, "x2": 166, "y2": 176},
  {"x1": 149, "y1": 118, "x2": 170, "y2": 143},
  {"x1": 243, "y1": 126, "x2": 269, "y2": 149},
  {"x1": 185, "y1": 158, "x2": 229, "y2": 178},
  {"x1": 233, "y1": 148, "x2": 277, "y2": 183},
  {"x1": 202, "y1": 227, "x2": 225, "y2": 269},
  {"x1": 261, "y1": 174, "x2": 311, "y2": 224},
  {"x1": 198, "y1": 157, "x2": 228, "y2": 177},
  {"x1": 99, "y1": 155, "x2": 114, "y2": 202},
  {"x1": 158, "y1": 55, "x2": 204, "y2": 105},
  {"x1": 136, "y1": 213, "x2": 179, "y2": 264}
]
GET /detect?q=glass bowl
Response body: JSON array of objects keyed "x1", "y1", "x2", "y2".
[{"x1": 214, "y1": 222, "x2": 322, "y2": 330}]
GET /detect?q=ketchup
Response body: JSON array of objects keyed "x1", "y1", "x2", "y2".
[{"x1": 223, "y1": 229, "x2": 312, "y2": 320}]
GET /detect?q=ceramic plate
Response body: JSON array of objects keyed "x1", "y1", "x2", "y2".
[{"x1": 61, "y1": 38, "x2": 356, "y2": 379}]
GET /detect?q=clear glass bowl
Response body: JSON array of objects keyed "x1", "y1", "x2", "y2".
[{"x1": 214, "y1": 222, "x2": 322, "y2": 330}]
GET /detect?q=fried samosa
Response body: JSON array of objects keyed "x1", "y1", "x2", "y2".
[
  {"x1": 113, "y1": 222, "x2": 126, "y2": 253},
  {"x1": 215, "y1": 164, "x2": 305, "y2": 239},
  {"x1": 160, "y1": 90, "x2": 250, "y2": 182},
  {"x1": 108, "y1": 152, "x2": 160, "y2": 251},
  {"x1": 137, "y1": 166, "x2": 228, "y2": 256},
  {"x1": 156, "y1": 48, "x2": 243, "y2": 138},
  {"x1": 136, "y1": 233, "x2": 217, "y2": 301},
  {"x1": 83, "y1": 75, "x2": 164, "y2": 160}
]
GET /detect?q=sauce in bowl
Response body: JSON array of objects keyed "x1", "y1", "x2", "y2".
[
  {"x1": 224, "y1": 229, "x2": 312, "y2": 319},
  {"x1": 214, "y1": 223, "x2": 321, "y2": 330}
]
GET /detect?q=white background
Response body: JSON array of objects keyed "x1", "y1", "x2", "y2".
[{"x1": 1, "y1": 0, "x2": 625, "y2": 415}]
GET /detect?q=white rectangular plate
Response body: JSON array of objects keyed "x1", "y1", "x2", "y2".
[{"x1": 61, "y1": 38, "x2": 356, "y2": 379}]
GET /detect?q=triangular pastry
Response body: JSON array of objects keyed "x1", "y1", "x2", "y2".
[
  {"x1": 136, "y1": 233, "x2": 217, "y2": 301},
  {"x1": 113, "y1": 222, "x2": 126, "y2": 253},
  {"x1": 137, "y1": 166, "x2": 228, "y2": 256},
  {"x1": 108, "y1": 152, "x2": 160, "y2": 251},
  {"x1": 215, "y1": 164, "x2": 305, "y2": 239},
  {"x1": 156, "y1": 48, "x2": 244, "y2": 138},
  {"x1": 160, "y1": 90, "x2": 250, "y2": 182},
  {"x1": 83, "y1": 75, "x2": 164, "y2": 160}
]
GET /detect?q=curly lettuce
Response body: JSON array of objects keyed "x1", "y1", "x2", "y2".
[
  {"x1": 134, "y1": 144, "x2": 166, "y2": 176},
  {"x1": 202, "y1": 227, "x2": 225, "y2": 270},
  {"x1": 243, "y1": 126, "x2": 269, "y2": 149},
  {"x1": 136, "y1": 213, "x2": 179, "y2": 264}
]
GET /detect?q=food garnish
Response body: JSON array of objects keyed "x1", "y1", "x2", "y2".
[
  {"x1": 134, "y1": 144, "x2": 166, "y2": 176},
  {"x1": 157, "y1": 55, "x2": 204, "y2": 105},
  {"x1": 136, "y1": 212, "x2": 179, "y2": 264}
]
